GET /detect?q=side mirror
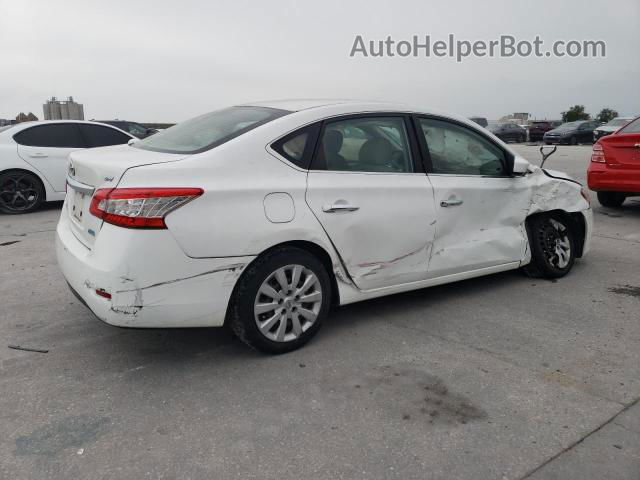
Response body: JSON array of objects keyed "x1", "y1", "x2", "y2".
[
  {"x1": 512, "y1": 156, "x2": 529, "y2": 175},
  {"x1": 127, "y1": 138, "x2": 138, "y2": 146}
]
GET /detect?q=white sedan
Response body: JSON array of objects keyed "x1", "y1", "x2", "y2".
[
  {"x1": 56, "y1": 100, "x2": 592, "y2": 353},
  {"x1": 0, "y1": 121, "x2": 134, "y2": 213}
]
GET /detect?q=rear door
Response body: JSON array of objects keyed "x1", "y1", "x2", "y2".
[
  {"x1": 15, "y1": 123, "x2": 86, "y2": 192},
  {"x1": 415, "y1": 116, "x2": 530, "y2": 277},
  {"x1": 305, "y1": 115, "x2": 437, "y2": 290}
]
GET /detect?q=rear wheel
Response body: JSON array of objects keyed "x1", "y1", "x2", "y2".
[
  {"x1": 522, "y1": 214, "x2": 576, "y2": 278},
  {"x1": 228, "y1": 247, "x2": 331, "y2": 354},
  {"x1": 597, "y1": 191, "x2": 625, "y2": 208},
  {"x1": 0, "y1": 171, "x2": 44, "y2": 214},
  {"x1": 569, "y1": 136, "x2": 578, "y2": 145}
]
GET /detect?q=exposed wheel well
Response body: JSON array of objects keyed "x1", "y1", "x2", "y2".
[
  {"x1": 225, "y1": 240, "x2": 341, "y2": 327},
  {"x1": 0, "y1": 168, "x2": 47, "y2": 202},
  {"x1": 265, "y1": 240, "x2": 340, "y2": 306},
  {"x1": 525, "y1": 210, "x2": 586, "y2": 258}
]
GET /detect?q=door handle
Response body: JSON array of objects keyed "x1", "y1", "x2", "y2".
[
  {"x1": 29, "y1": 152, "x2": 48, "y2": 158},
  {"x1": 440, "y1": 199, "x2": 463, "y2": 207},
  {"x1": 322, "y1": 203, "x2": 359, "y2": 213}
]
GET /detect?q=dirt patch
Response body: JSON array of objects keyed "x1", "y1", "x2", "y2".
[
  {"x1": 360, "y1": 365, "x2": 487, "y2": 426},
  {"x1": 609, "y1": 285, "x2": 640, "y2": 299},
  {"x1": 15, "y1": 415, "x2": 110, "y2": 456}
]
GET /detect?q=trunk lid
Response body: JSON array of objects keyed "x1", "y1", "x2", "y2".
[{"x1": 65, "y1": 144, "x2": 188, "y2": 248}]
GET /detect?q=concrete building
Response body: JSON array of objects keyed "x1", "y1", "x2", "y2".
[{"x1": 43, "y1": 96, "x2": 84, "y2": 120}]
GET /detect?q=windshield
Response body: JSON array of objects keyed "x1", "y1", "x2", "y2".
[
  {"x1": 606, "y1": 118, "x2": 632, "y2": 127},
  {"x1": 556, "y1": 121, "x2": 581, "y2": 130},
  {"x1": 619, "y1": 117, "x2": 640, "y2": 134},
  {"x1": 134, "y1": 106, "x2": 289, "y2": 154}
]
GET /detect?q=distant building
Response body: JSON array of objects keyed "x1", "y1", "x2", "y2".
[
  {"x1": 15, "y1": 112, "x2": 38, "y2": 123},
  {"x1": 0, "y1": 118, "x2": 17, "y2": 127},
  {"x1": 43, "y1": 96, "x2": 84, "y2": 120}
]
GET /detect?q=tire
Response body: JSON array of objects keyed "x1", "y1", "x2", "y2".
[
  {"x1": 228, "y1": 247, "x2": 332, "y2": 354},
  {"x1": 569, "y1": 136, "x2": 578, "y2": 145},
  {"x1": 522, "y1": 214, "x2": 576, "y2": 279},
  {"x1": 0, "y1": 171, "x2": 44, "y2": 214},
  {"x1": 597, "y1": 191, "x2": 625, "y2": 208},
  {"x1": 545, "y1": 141, "x2": 552, "y2": 145}
]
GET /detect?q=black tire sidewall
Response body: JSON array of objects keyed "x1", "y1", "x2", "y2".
[
  {"x1": 597, "y1": 191, "x2": 625, "y2": 208},
  {"x1": 528, "y1": 215, "x2": 576, "y2": 278},
  {"x1": 230, "y1": 247, "x2": 332, "y2": 354},
  {"x1": 0, "y1": 171, "x2": 44, "y2": 214}
]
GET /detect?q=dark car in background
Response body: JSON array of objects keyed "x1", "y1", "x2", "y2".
[
  {"x1": 488, "y1": 122, "x2": 526, "y2": 143},
  {"x1": 543, "y1": 120, "x2": 599, "y2": 145},
  {"x1": 97, "y1": 120, "x2": 158, "y2": 139},
  {"x1": 529, "y1": 121, "x2": 561, "y2": 142},
  {"x1": 593, "y1": 117, "x2": 634, "y2": 142},
  {"x1": 469, "y1": 116, "x2": 488, "y2": 128}
]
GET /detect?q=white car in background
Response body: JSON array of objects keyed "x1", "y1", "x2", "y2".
[
  {"x1": 56, "y1": 100, "x2": 592, "y2": 353},
  {"x1": 0, "y1": 121, "x2": 134, "y2": 214}
]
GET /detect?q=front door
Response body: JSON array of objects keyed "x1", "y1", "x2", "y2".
[
  {"x1": 15, "y1": 123, "x2": 86, "y2": 192},
  {"x1": 415, "y1": 116, "x2": 530, "y2": 277},
  {"x1": 305, "y1": 115, "x2": 437, "y2": 290}
]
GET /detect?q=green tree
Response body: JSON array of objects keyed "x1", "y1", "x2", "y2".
[
  {"x1": 596, "y1": 108, "x2": 618, "y2": 123},
  {"x1": 561, "y1": 105, "x2": 590, "y2": 122}
]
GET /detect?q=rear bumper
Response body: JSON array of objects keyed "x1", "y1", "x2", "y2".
[
  {"x1": 587, "y1": 163, "x2": 640, "y2": 193},
  {"x1": 56, "y1": 207, "x2": 255, "y2": 328}
]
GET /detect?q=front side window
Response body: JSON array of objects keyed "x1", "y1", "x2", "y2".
[
  {"x1": 313, "y1": 117, "x2": 413, "y2": 173},
  {"x1": 80, "y1": 124, "x2": 131, "y2": 148},
  {"x1": 619, "y1": 117, "x2": 640, "y2": 134},
  {"x1": 13, "y1": 124, "x2": 85, "y2": 148},
  {"x1": 418, "y1": 118, "x2": 507, "y2": 176},
  {"x1": 134, "y1": 106, "x2": 289, "y2": 154}
]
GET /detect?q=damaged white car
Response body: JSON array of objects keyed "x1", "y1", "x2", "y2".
[{"x1": 56, "y1": 100, "x2": 592, "y2": 353}]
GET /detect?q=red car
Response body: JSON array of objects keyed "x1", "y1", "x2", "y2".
[{"x1": 588, "y1": 116, "x2": 640, "y2": 207}]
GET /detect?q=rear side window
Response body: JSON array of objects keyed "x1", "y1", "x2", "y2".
[
  {"x1": 312, "y1": 116, "x2": 414, "y2": 173},
  {"x1": 134, "y1": 106, "x2": 290, "y2": 154},
  {"x1": 271, "y1": 124, "x2": 320, "y2": 169},
  {"x1": 80, "y1": 124, "x2": 131, "y2": 147},
  {"x1": 13, "y1": 124, "x2": 85, "y2": 148},
  {"x1": 619, "y1": 118, "x2": 640, "y2": 134}
]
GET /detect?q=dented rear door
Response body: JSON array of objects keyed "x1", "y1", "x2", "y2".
[{"x1": 305, "y1": 115, "x2": 437, "y2": 290}]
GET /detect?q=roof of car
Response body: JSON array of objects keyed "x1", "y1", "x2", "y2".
[{"x1": 241, "y1": 99, "x2": 404, "y2": 112}]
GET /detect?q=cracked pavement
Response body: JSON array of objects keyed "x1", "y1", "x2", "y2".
[{"x1": 1, "y1": 145, "x2": 638, "y2": 479}]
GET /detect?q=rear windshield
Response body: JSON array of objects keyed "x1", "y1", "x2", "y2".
[
  {"x1": 619, "y1": 117, "x2": 640, "y2": 134},
  {"x1": 133, "y1": 106, "x2": 290, "y2": 154},
  {"x1": 606, "y1": 118, "x2": 631, "y2": 127}
]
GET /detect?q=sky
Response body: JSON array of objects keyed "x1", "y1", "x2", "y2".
[{"x1": 0, "y1": 0, "x2": 638, "y2": 123}]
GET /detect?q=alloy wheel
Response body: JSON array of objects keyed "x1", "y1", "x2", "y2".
[
  {"x1": 539, "y1": 219, "x2": 571, "y2": 269},
  {"x1": 0, "y1": 174, "x2": 40, "y2": 212},
  {"x1": 254, "y1": 264, "x2": 322, "y2": 342}
]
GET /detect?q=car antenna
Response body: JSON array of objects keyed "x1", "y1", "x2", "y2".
[{"x1": 539, "y1": 145, "x2": 557, "y2": 169}]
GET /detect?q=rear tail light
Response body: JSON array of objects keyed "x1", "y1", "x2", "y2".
[
  {"x1": 591, "y1": 143, "x2": 606, "y2": 163},
  {"x1": 90, "y1": 188, "x2": 203, "y2": 228}
]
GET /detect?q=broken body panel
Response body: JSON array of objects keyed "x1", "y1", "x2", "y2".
[{"x1": 56, "y1": 101, "x2": 592, "y2": 328}]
